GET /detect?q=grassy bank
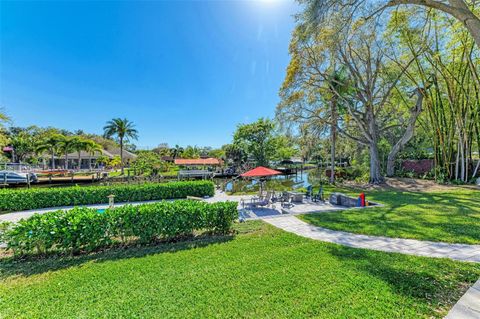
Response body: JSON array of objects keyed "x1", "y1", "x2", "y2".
[
  {"x1": 1, "y1": 221, "x2": 479, "y2": 318},
  {"x1": 300, "y1": 187, "x2": 480, "y2": 244}
]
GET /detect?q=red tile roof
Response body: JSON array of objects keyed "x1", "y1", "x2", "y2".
[{"x1": 174, "y1": 158, "x2": 222, "y2": 166}]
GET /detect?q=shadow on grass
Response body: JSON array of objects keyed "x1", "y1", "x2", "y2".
[
  {"x1": 302, "y1": 188, "x2": 480, "y2": 243},
  {"x1": 323, "y1": 244, "x2": 478, "y2": 304},
  {"x1": 0, "y1": 233, "x2": 234, "y2": 279}
]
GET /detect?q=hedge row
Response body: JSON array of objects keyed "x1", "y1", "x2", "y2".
[
  {"x1": 0, "y1": 181, "x2": 215, "y2": 212},
  {"x1": 3, "y1": 200, "x2": 238, "y2": 255}
]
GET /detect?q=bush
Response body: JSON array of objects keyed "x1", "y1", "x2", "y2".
[
  {"x1": 0, "y1": 181, "x2": 215, "y2": 212},
  {"x1": 3, "y1": 200, "x2": 238, "y2": 255}
]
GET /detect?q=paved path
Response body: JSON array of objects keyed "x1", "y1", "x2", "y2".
[
  {"x1": 263, "y1": 216, "x2": 480, "y2": 263},
  {"x1": 446, "y1": 278, "x2": 480, "y2": 319}
]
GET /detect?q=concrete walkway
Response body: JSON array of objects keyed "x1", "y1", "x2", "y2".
[
  {"x1": 446, "y1": 278, "x2": 480, "y2": 319},
  {"x1": 263, "y1": 216, "x2": 480, "y2": 262}
]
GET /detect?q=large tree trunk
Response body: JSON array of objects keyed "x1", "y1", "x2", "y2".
[
  {"x1": 473, "y1": 159, "x2": 480, "y2": 178},
  {"x1": 369, "y1": 142, "x2": 384, "y2": 184},
  {"x1": 330, "y1": 98, "x2": 337, "y2": 183},
  {"x1": 366, "y1": 107, "x2": 384, "y2": 184},
  {"x1": 447, "y1": 0, "x2": 480, "y2": 48},
  {"x1": 386, "y1": 88, "x2": 424, "y2": 176},
  {"x1": 65, "y1": 152, "x2": 68, "y2": 170},
  {"x1": 78, "y1": 152, "x2": 82, "y2": 170}
]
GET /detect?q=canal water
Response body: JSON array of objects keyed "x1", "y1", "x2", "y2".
[{"x1": 218, "y1": 169, "x2": 327, "y2": 194}]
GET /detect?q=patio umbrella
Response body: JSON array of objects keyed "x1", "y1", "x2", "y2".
[
  {"x1": 240, "y1": 166, "x2": 282, "y2": 178},
  {"x1": 240, "y1": 166, "x2": 282, "y2": 194}
]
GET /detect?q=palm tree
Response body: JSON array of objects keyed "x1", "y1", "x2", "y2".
[
  {"x1": 0, "y1": 108, "x2": 11, "y2": 124},
  {"x1": 58, "y1": 136, "x2": 80, "y2": 169},
  {"x1": 36, "y1": 134, "x2": 64, "y2": 169},
  {"x1": 327, "y1": 68, "x2": 349, "y2": 183},
  {"x1": 83, "y1": 140, "x2": 102, "y2": 170},
  {"x1": 170, "y1": 144, "x2": 184, "y2": 159},
  {"x1": 103, "y1": 118, "x2": 138, "y2": 175},
  {"x1": 71, "y1": 138, "x2": 99, "y2": 170}
]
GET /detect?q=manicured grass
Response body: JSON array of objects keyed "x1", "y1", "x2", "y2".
[
  {"x1": 1, "y1": 221, "x2": 479, "y2": 318},
  {"x1": 300, "y1": 186, "x2": 480, "y2": 244}
]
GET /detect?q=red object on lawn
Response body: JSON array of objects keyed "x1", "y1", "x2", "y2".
[
  {"x1": 359, "y1": 192, "x2": 366, "y2": 207},
  {"x1": 240, "y1": 166, "x2": 282, "y2": 178}
]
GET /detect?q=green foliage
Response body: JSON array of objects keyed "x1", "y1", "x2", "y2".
[
  {"x1": 103, "y1": 118, "x2": 138, "y2": 174},
  {"x1": 103, "y1": 118, "x2": 138, "y2": 144},
  {"x1": 3, "y1": 200, "x2": 238, "y2": 255},
  {"x1": 207, "y1": 148, "x2": 225, "y2": 159},
  {"x1": 182, "y1": 145, "x2": 201, "y2": 158},
  {"x1": 109, "y1": 155, "x2": 121, "y2": 168},
  {"x1": 96, "y1": 154, "x2": 110, "y2": 166},
  {"x1": 131, "y1": 151, "x2": 169, "y2": 174},
  {"x1": 233, "y1": 118, "x2": 277, "y2": 166},
  {"x1": 223, "y1": 143, "x2": 247, "y2": 167},
  {"x1": 1, "y1": 222, "x2": 480, "y2": 318},
  {"x1": 0, "y1": 181, "x2": 215, "y2": 212}
]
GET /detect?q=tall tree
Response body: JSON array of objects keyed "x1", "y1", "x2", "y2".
[
  {"x1": 36, "y1": 133, "x2": 64, "y2": 169},
  {"x1": 72, "y1": 138, "x2": 101, "y2": 170},
  {"x1": 170, "y1": 145, "x2": 184, "y2": 159},
  {"x1": 302, "y1": 0, "x2": 480, "y2": 48},
  {"x1": 183, "y1": 145, "x2": 201, "y2": 159},
  {"x1": 326, "y1": 69, "x2": 350, "y2": 182},
  {"x1": 83, "y1": 139, "x2": 102, "y2": 170},
  {"x1": 58, "y1": 136, "x2": 80, "y2": 169},
  {"x1": 103, "y1": 118, "x2": 138, "y2": 175},
  {"x1": 233, "y1": 118, "x2": 277, "y2": 167},
  {"x1": 387, "y1": 8, "x2": 480, "y2": 181},
  {"x1": 278, "y1": 16, "x2": 425, "y2": 183}
]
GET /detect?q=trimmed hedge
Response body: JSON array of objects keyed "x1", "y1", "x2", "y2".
[
  {"x1": 0, "y1": 181, "x2": 214, "y2": 212},
  {"x1": 3, "y1": 200, "x2": 238, "y2": 255}
]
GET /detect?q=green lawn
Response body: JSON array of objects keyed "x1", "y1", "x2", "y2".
[
  {"x1": 1, "y1": 221, "x2": 479, "y2": 318},
  {"x1": 300, "y1": 186, "x2": 480, "y2": 244}
]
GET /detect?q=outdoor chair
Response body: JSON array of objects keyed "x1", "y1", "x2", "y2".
[
  {"x1": 313, "y1": 187, "x2": 324, "y2": 202},
  {"x1": 280, "y1": 192, "x2": 294, "y2": 208},
  {"x1": 305, "y1": 185, "x2": 313, "y2": 199},
  {"x1": 251, "y1": 192, "x2": 273, "y2": 208}
]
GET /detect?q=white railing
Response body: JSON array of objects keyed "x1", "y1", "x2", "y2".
[{"x1": 0, "y1": 163, "x2": 36, "y2": 172}]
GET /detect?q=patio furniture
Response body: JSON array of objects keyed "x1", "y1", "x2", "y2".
[
  {"x1": 271, "y1": 191, "x2": 280, "y2": 202},
  {"x1": 281, "y1": 207, "x2": 294, "y2": 214},
  {"x1": 281, "y1": 192, "x2": 294, "y2": 208},
  {"x1": 305, "y1": 185, "x2": 313, "y2": 199},
  {"x1": 251, "y1": 191, "x2": 273, "y2": 208},
  {"x1": 287, "y1": 191, "x2": 304, "y2": 203},
  {"x1": 312, "y1": 187, "x2": 324, "y2": 202}
]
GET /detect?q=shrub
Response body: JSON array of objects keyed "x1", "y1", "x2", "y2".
[
  {"x1": 3, "y1": 200, "x2": 238, "y2": 255},
  {"x1": 0, "y1": 181, "x2": 215, "y2": 212}
]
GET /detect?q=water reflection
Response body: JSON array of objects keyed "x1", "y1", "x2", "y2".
[{"x1": 218, "y1": 169, "x2": 327, "y2": 194}]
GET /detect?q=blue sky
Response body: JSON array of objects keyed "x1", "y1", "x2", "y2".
[{"x1": 0, "y1": 0, "x2": 298, "y2": 149}]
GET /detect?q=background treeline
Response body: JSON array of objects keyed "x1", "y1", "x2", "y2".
[{"x1": 276, "y1": 2, "x2": 479, "y2": 184}]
